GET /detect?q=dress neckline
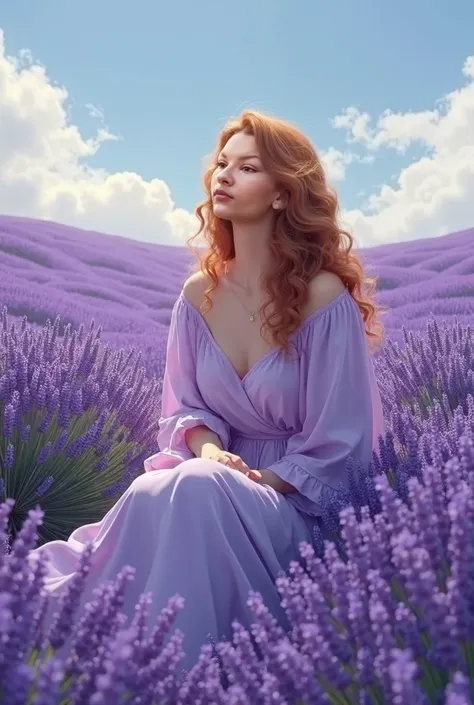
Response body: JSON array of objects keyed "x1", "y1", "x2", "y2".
[{"x1": 179, "y1": 288, "x2": 350, "y2": 386}]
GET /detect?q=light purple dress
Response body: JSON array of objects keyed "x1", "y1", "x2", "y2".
[{"x1": 33, "y1": 288, "x2": 384, "y2": 670}]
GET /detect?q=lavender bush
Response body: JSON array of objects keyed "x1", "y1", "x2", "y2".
[
  {"x1": 319, "y1": 316, "x2": 474, "y2": 538},
  {"x1": 0, "y1": 308, "x2": 161, "y2": 544},
  {"x1": 0, "y1": 433, "x2": 472, "y2": 704}
]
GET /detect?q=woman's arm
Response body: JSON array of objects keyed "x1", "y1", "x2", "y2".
[
  {"x1": 252, "y1": 274, "x2": 384, "y2": 513},
  {"x1": 186, "y1": 425, "x2": 223, "y2": 459},
  {"x1": 144, "y1": 292, "x2": 232, "y2": 472}
]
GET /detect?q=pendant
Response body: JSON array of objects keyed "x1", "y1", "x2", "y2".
[{"x1": 249, "y1": 314, "x2": 255, "y2": 322}]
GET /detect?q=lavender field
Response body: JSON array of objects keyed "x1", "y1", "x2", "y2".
[
  {"x1": 0, "y1": 214, "x2": 474, "y2": 704},
  {"x1": 1, "y1": 215, "x2": 473, "y2": 376}
]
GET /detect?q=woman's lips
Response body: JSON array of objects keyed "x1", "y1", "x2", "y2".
[{"x1": 213, "y1": 190, "x2": 233, "y2": 200}]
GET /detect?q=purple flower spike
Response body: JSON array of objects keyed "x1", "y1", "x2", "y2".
[
  {"x1": 270, "y1": 639, "x2": 327, "y2": 705},
  {"x1": 0, "y1": 592, "x2": 12, "y2": 632},
  {"x1": 136, "y1": 630, "x2": 184, "y2": 703},
  {"x1": 444, "y1": 671, "x2": 473, "y2": 705},
  {"x1": 446, "y1": 483, "x2": 474, "y2": 642},
  {"x1": 216, "y1": 624, "x2": 262, "y2": 703},
  {"x1": 36, "y1": 442, "x2": 54, "y2": 465},
  {"x1": 34, "y1": 658, "x2": 64, "y2": 705},
  {"x1": 46, "y1": 543, "x2": 93, "y2": 651},
  {"x1": 88, "y1": 628, "x2": 136, "y2": 705},
  {"x1": 95, "y1": 457, "x2": 109, "y2": 473},
  {"x1": 2, "y1": 663, "x2": 34, "y2": 705},
  {"x1": 3, "y1": 402, "x2": 15, "y2": 437},
  {"x1": 387, "y1": 648, "x2": 428, "y2": 705},
  {"x1": 20, "y1": 423, "x2": 31, "y2": 443},
  {"x1": 178, "y1": 643, "x2": 224, "y2": 705},
  {"x1": 142, "y1": 594, "x2": 185, "y2": 663},
  {"x1": 4, "y1": 442, "x2": 15, "y2": 470}
]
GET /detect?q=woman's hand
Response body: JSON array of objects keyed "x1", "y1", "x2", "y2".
[{"x1": 202, "y1": 448, "x2": 262, "y2": 482}]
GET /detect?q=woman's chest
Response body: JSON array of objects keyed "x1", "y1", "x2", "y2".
[
  {"x1": 195, "y1": 334, "x2": 304, "y2": 430},
  {"x1": 201, "y1": 302, "x2": 277, "y2": 382}
]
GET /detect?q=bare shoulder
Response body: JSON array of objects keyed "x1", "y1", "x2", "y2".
[
  {"x1": 304, "y1": 271, "x2": 346, "y2": 317},
  {"x1": 182, "y1": 271, "x2": 212, "y2": 309}
]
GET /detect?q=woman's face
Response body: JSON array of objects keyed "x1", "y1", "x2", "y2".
[{"x1": 210, "y1": 132, "x2": 282, "y2": 222}]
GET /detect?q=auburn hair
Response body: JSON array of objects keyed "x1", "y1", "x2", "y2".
[{"x1": 187, "y1": 109, "x2": 385, "y2": 354}]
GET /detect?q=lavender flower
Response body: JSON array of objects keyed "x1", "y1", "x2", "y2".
[
  {"x1": 444, "y1": 672, "x2": 473, "y2": 705},
  {"x1": 33, "y1": 658, "x2": 64, "y2": 705},
  {"x1": 388, "y1": 648, "x2": 428, "y2": 705},
  {"x1": 46, "y1": 543, "x2": 93, "y2": 651}
]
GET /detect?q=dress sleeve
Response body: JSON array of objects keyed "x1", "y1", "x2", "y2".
[
  {"x1": 144, "y1": 294, "x2": 231, "y2": 471},
  {"x1": 268, "y1": 290, "x2": 384, "y2": 516}
]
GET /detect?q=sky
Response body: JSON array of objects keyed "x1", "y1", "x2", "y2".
[{"x1": 1, "y1": 0, "x2": 473, "y2": 247}]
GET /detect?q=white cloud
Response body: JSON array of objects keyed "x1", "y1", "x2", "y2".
[
  {"x1": 334, "y1": 56, "x2": 474, "y2": 246},
  {"x1": 319, "y1": 147, "x2": 353, "y2": 182},
  {"x1": 0, "y1": 29, "x2": 197, "y2": 244},
  {"x1": 0, "y1": 26, "x2": 473, "y2": 247}
]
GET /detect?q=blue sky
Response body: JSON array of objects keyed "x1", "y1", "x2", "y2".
[{"x1": 1, "y1": 0, "x2": 474, "y2": 245}]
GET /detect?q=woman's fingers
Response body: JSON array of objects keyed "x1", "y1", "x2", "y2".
[
  {"x1": 229, "y1": 457, "x2": 263, "y2": 482},
  {"x1": 218, "y1": 454, "x2": 244, "y2": 472},
  {"x1": 248, "y1": 469, "x2": 262, "y2": 481},
  {"x1": 230, "y1": 455, "x2": 250, "y2": 472},
  {"x1": 217, "y1": 454, "x2": 261, "y2": 482}
]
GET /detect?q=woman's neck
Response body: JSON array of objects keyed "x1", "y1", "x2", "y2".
[{"x1": 228, "y1": 220, "x2": 273, "y2": 294}]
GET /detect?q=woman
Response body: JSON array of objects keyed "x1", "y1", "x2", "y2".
[{"x1": 33, "y1": 110, "x2": 385, "y2": 671}]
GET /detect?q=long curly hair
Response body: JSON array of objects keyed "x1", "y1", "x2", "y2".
[{"x1": 187, "y1": 110, "x2": 385, "y2": 354}]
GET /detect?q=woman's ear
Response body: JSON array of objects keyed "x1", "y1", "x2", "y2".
[{"x1": 272, "y1": 191, "x2": 288, "y2": 210}]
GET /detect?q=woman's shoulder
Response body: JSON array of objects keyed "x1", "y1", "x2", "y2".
[
  {"x1": 301, "y1": 271, "x2": 346, "y2": 321},
  {"x1": 181, "y1": 271, "x2": 212, "y2": 310}
]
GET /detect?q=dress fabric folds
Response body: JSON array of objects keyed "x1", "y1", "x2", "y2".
[{"x1": 31, "y1": 288, "x2": 384, "y2": 671}]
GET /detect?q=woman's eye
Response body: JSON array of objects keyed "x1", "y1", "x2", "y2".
[{"x1": 215, "y1": 162, "x2": 256, "y2": 173}]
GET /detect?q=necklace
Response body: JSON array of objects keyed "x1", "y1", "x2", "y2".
[{"x1": 224, "y1": 262, "x2": 259, "y2": 322}]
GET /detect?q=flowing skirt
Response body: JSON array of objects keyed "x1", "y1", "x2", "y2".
[{"x1": 32, "y1": 458, "x2": 313, "y2": 671}]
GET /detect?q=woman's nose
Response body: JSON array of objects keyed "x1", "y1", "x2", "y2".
[{"x1": 217, "y1": 169, "x2": 232, "y2": 185}]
